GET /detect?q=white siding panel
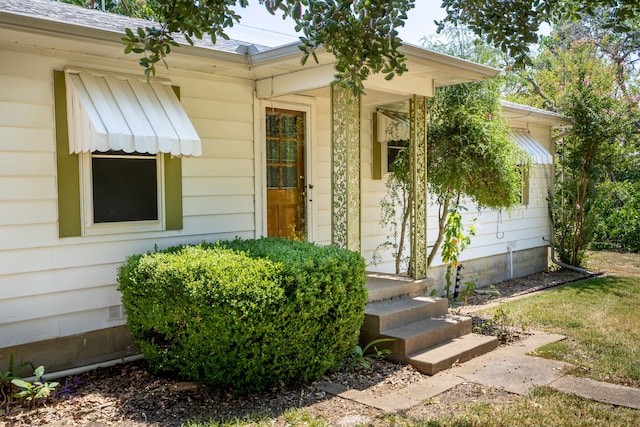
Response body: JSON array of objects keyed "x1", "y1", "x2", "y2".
[
  {"x1": 0, "y1": 200, "x2": 57, "y2": 225},
  {"x1": 0, "y1": 177, "x2": 56, "y2": 200},
  {"x1": 190, "y1": 118, "x2": 253, "y2": 141},
  {"x1": 182, "y1": 98, "x2": 253, "y2": 122},
  {"x1": 0, "y1": 264, "x2": 120, "y2": 299},
  {"x1": 0, "y1": 127, "x2": 54, "y2": 152},
  {"x1": 183, "y1": 195, "x2": 254, "y2": 216},
  {"x1": 183, "y1": 213, "x2": 255, "y2": 234},
  {"x1": 0, "y1": 152, "x2": 55, "y2": 176},
  {"x1": 183, "y1": 158, "x2": 254, "y2": 177},
  {"x1": 183, "y1": 177, "x2": 255, "y2": 196},
  {"x1": 201, "y1": 139, "x2": 253, "y2": 159},
  {"x1": 0, "y1": 101, "x2": 52, "y2": 128},
  {"x1": 0, "y1": 224, "x2": 58, "y2": 250},
  {"x1": 0, "y1": 75, "x2": 51, "y2": 104},
  {"x1": 177, "y1": 79, "x2": 255, "y2": 105},
  {"x1": 0, "y1": 285, "x2": 120, "y2": 324}
]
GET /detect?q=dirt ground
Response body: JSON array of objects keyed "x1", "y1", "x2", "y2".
[{"x1": 0, "y1": 265, "x2": 597, "y2": 426}]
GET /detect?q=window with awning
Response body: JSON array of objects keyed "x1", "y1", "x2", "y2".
[
  {"x1": 512, "y1": 130, "x2": 553, "y2": 164},
  {"x1": 54, "y1": 69, "x2": 193, "y2": 236},
  {"x1": 64, "y1": 68, "x2": 201, "y2": 157}
]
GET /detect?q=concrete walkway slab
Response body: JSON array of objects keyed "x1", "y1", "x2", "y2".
[
  {"x1": 445, "y1": 331, "x2": 569, "y2": 395},
  {"x1": 319, "y1": 331, "x2": 640, "y2": 412},
  {"x1": 550, "y1": 376, "x2": 640, "y2": 409}
]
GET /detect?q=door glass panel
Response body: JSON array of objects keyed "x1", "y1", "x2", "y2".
[
  {"x1": 267, "y1": 166, "x2": 280, "y2": 189},
  {"x1": 282, "y1": 140, "x2": 297, "y2": 163},
  {"x1": 282, "y1": 166, "x2": 297, "y2": 189},
  {"x1": 266, "y1": 114, "x2": 279, "y2": 137},
  {"x1": 267, "y1": 139, "x2": 280, "y2": 162},
  {"x1": 281, "y1": 116, "x2": 298, "y2": 138}
]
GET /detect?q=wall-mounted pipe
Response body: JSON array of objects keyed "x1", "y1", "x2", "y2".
[{"x1": 20, "y1": 354, "x2": 145, "y2": 383}]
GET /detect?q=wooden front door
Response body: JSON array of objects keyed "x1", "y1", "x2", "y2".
[{"x1": 266, "y1": 109, "x2": 306, "y2": 239}]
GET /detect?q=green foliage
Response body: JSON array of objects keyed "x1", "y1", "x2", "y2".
[
  {"x1": 350, "y1": 338, "x2": 394, "y2": 370},
  {"x1": 11, "y1": 366, "x2": 59, "y2": 406},
  {"x1": 442, "y1": 202, "x2": 475, "y2": 300},
  {"x1": 428, "y1": 81, "x2": 528, "y2": 210},
  {"x1": 591, "y1": 180, "x2": 640, "y2": 252},
  {"x1": 60, "y1": 0, "x2": 162, "y2": 19},
  {"x1": 118, "y1": 238, "x2": 367, "y2": 393},
  {"x1": 439, "y1": 0, "x2": 640, "y2": 68},
  {"x1": 1, "y1": 355, "x2": 32, "y2": 407},
  {"x1": 115, "y1": 0, "x2": 414, "y2": 95},
  {"x1": 530, "y1": 35, "x2": 635, "y2": 265}
]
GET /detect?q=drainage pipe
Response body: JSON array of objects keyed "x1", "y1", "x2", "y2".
[
  {"x1": 21, "y1": 353, "x2": 145, "y2": 382},
  {"x1": 545, "y1": 232, "x2": 595, "y2": 276}
]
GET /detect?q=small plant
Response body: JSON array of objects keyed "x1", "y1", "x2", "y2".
[
  {"x1": 475, "y1": 306, "x2": 524, "y2": 344},
  {"x1": 56, "y1": 375, "x2": 82, "y2": 399},
  {"x1": 12, "y1": 366, "x2": 59, "y2": 406},
  {"x1": 351, "y1": 338, "x2": 395, "y2": 370},
  {"x1": 1, "y1": 354, "x2": 32, "y2": 407}
]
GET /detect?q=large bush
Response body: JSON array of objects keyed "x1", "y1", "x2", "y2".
[{"x1": 117, "y1": 238, "x2": 367, "y2": 393}]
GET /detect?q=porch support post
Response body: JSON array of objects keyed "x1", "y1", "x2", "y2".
[
  {"x1": 409, "y1": 95, "x2": 428, "y2": 279},
  {"x1": 331, "y1": 85, "x2": 361, "y2": 251}
]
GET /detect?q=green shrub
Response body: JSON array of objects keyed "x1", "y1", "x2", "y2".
[
  {"x1": 118, "y1": 238, "x2": 367, "y2": 393},
  {"x1": 591, "y1": 181, "x2": 639, "y2": 253}
]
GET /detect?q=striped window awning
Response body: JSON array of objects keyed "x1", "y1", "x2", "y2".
[
  {"x1": 65, "y1": 68, "x2": 201, "y2": 157},
  {"x1": 512, "y1": 130, "x2": 553, "y2": 164}
]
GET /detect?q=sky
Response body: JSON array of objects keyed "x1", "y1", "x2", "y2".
[{"x1": 224, "y1": 1, "x2": 447, "y2": 47}]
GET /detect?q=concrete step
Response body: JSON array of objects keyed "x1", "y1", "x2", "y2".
[
  {"x1": 407, "y1": 334, "x2": 500, "y2": 375},
  {"x1": 366, "y1": 273, "x2": 434, "y2": 303},
  {"x1": 364, "y1": 296, "x2": 448, "y2": 333},
  {"x1": 381, "y1": 314, "x2": 473, "y2": 357}
]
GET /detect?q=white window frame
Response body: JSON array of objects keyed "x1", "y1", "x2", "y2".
[{"x1": 79, "y1": 151, "x2": 165, "y2": 236}]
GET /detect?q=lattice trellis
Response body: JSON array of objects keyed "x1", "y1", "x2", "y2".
[
  {"x1": 409, "y1": 95, "x2": 428, "y2": 279},
  {"x1": 331, "y1": 85, "x2": 361, "y2": 251}
]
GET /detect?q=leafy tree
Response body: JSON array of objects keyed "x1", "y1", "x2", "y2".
[
  {"x1": 439, "y1": 0, "x2": 640, "y2": 68},
  {"x1": 511, "y1": 27, "x2": 637, "y2": 264},
  {"x1": 426, "y1": 80, "x2": 527, "y2": 269}
]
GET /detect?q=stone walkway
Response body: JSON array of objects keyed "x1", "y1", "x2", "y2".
[{"x1": 317, "y1": 331, "x2": 640, "y2": 412}]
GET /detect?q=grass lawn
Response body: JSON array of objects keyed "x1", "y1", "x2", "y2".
[{"x1": 479, "y1": 251, "x2": 640, "y2": 386}]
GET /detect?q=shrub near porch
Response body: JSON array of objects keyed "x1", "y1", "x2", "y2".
[{"x1": 117, "y1": 238, "x2": 367, "y2": 393}]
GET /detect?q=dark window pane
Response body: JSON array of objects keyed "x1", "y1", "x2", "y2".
[
  {"x1": 267, "y1": 165, "x2": 280, "y2": 189},
  {"x1": 282, "y1": 140, "x2": 297, "y2": 163},
  {"x1": 92, "y1": 156, "x2": 157, "y2": 223},
  {"x1": 282, "y1": 166, "x2": 297, "y2": 189}
]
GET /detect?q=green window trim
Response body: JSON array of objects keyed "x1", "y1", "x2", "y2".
[
  {"x1": 53, "y1": 70, "x2": 183, "y2": 237},
  {"x1": 372, "y1": 112, "x2": 382, "y2": 180}
]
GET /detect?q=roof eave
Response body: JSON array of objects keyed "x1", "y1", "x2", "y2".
[{"x1": 0, "y1": 10, "x2": 248, "y2": 65}]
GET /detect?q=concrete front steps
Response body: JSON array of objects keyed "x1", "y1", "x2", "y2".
[{"x1": 361, "y1": 274, "x2": 499, "y2": 375}]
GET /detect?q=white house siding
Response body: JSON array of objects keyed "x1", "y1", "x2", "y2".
[{"x1": 0, "y1": 47, "x2": 257, "y2": 351}]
